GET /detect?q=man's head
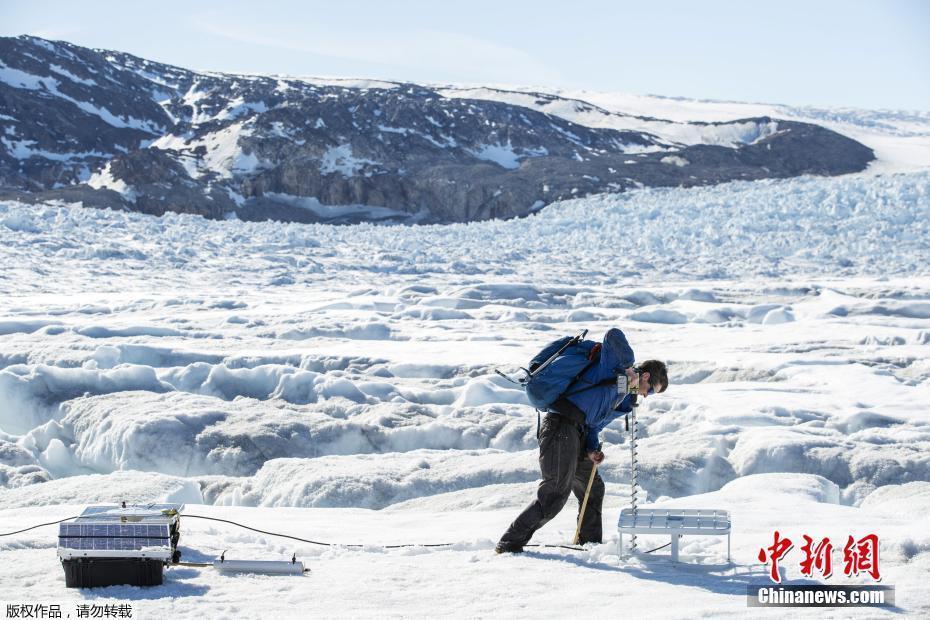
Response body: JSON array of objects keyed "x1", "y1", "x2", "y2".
[{"x1": 636, "y1": 360, "x2": 668, "y2": 398}]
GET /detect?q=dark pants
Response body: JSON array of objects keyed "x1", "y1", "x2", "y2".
[{"x1": 499, "y1": 410, "x2": 605, "y2": 547}]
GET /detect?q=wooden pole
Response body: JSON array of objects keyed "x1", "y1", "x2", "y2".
[{"x1": 573, "y1": 463, "x2": 598, "y2": 545}]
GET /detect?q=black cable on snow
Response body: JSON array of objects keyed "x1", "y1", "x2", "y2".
[
  {"x1": 0, "y1": 515, "x2": 82, "y2": 537},
  {"x1": 2, "y1": 513, "x2": 673, "y2": 556},
  {"x1": 642, "y1": 541, "x2": 672, "y2": 554}
]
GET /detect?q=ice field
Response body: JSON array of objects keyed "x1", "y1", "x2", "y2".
[{"x1": 1, "y1": 169, "x2": 929, "y2": 617}]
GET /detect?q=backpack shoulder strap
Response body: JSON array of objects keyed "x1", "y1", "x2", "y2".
[
  {"x1": 559, "y1": 344, "x2": 605, "y2": 399},
  {"x1": 564, "y1": 375, "x2": 617, "y2": 397}
]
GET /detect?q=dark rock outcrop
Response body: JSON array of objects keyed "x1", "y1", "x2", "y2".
[{"x1": 0, "y1": 36, "x2": 875, "y2": 223}]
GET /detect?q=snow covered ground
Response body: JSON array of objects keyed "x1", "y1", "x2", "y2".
[{"x1": 2, "y1": 151, "x2": 930, "y2": 614}]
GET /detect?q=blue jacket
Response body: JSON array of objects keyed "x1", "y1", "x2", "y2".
[{"x1": 564, "y1": 328, "x2": 636, "y2": 452}]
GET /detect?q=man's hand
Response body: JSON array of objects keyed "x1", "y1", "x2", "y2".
[
  {"x1": 625, "y1": 367, "x2": 640, "y2": 393},
  {"x1": 587, "y1": 450, "x2": 605, "y2": 465}
]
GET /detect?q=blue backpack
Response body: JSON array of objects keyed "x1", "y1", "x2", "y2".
[{"x1": 523, "y1": 333, "x2": 603, "y2": 410}]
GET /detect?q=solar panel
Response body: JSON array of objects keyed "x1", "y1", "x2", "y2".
[
  {"x1": 57, "y1": 504, "x2": 182, "y2": 562},
  {"x1": 58, "y1": 522, "x2": 171, "y2": 551}
]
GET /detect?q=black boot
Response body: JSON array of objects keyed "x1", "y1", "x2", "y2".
[{"x1": 494, "y1": 541, "x2": 524, "y2": 554}]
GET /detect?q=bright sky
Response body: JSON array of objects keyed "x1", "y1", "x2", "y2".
[{"x1": 2, "y1": 0, "x2": 928, "y2": 110}]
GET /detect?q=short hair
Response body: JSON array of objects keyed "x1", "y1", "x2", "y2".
[{"x1": 638, "y1": 360, "x2": 668, "y2": 393}]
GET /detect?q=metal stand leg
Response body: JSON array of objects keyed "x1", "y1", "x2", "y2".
[
  {"x1": 670, "y1": 535, "x2": 679, "y2": 562},
  {"x1": 727, "y1": 533, "x2": 731, "y2": 563},
  {"x1": 618, "y1": 531, "x2": 623, "y2": 560}
]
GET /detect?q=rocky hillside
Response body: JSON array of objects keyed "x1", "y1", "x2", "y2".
[{"x1": 0, "y1": 35, "x2": 874, "y2": 223}]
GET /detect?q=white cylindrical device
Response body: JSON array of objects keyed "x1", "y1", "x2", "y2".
[{"x1": 213, "y1": 559, "x2": 305, "y2": 575}]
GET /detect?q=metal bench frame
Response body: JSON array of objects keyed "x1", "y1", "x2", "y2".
[{"x1": 618, "y1": 508, "x2": 731, "y2": 563}]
